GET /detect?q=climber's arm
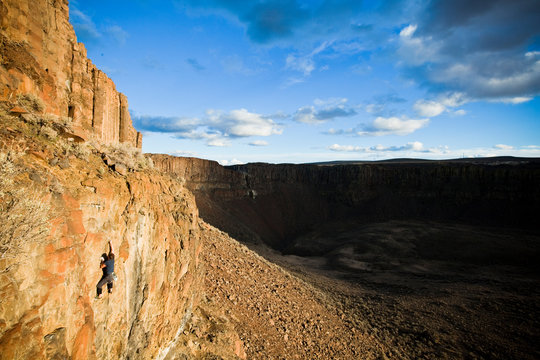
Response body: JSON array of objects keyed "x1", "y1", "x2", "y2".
[{"x1": 108, "y1": 241, "x2": 114, "y2": 256}]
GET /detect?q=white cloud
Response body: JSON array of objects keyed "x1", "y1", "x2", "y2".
[
  {"x1": 454, "y1": 109, "x2": 466, "y2": 116},
  {"x1": 249, "y1": 140, "x2": 269, "y2": 146},
  {"x1": 136, "y1": 107, "x2": 282, "y2": 148},
  {"x1": 497, "y1": 97, "x2": 533, "y2": 104},
  {"x1": 414, "y1": 100, "x2": 446, "y2": 117},
  {"x1": 408, "y1": 141, "x2": 424, "y2": 151},
  {"x1": 329, "y1": 144, "x2": 364, "y2": 152},
  {"x1": 294, "y1": 98, "x2": 357, "y2": 124},
  {"x1": 294, "y1": 106, "x2": 317, "y2": 123},
  {"x1": 224, "y1": 109, "x2": 282, "y2": 137},
  {"x1": 439, "y1": 92, "x2": 468, "y2": 108},
  {"x1": 286, "y1": 54, "x2": 315, "y2": 76},
  {"x1": 413, "y1": 93, "x2": 469, "y2": 118},
  {"x1": 327, "y1": 143, "x2": 540, "y2": 161},
  {"x1": 285, "y1": 41, "x2": 331, "y2": 77},
  {"x1": 525, "y1": 51, "x2": 540, "y2": 58},
  {"x1": 313, "y1": 98, "x2": 346, "y2": 107},
  {"x1": 204, "y1": 108, "x2": 281, "y2": 138},
  {"x1": 398, "y1": 25, "x2": 441, "y2": 66},
  {"x1": 396, "y1": 5, "x2": 540, "y2": 102},
  {"x1": 173, "y1": 129, "x2": 213, "y2": 140},
  {"x1": 208, "y1": 139, "x2": 230, "y2": 147},
  {"x1": 218, "y1": 158, "x2": 244, "y2": 166},
  {"x1": 171, "y1": 150, "x2": 198, "y2": 157},
  {"x1": 365, "y1": 103, "x2": 384, "y2": 115},
  {"x1": 329, "y1": 141, "x2": 430, "y2": 153},
  {"x1": 399, "y1": 24, "x2": 417, "y2": 38},
  {"x1": 446, "y1": 145, "x2": 540, "y2": 159},
  {"x1": 359, "y1": 116, "x2": 429, "y2": 136},
  {"x1": 173, "y1": 130, "x2": 230, "y2": 147},
  {"x1": 408, "y1": 48, "x2": 540, "y2": 101}
]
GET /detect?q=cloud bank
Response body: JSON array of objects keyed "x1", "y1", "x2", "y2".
[
  {"x1": 133, "y1": 108, "x2": 282, "y2": 147},
  {"x1": 293, "y1": 98, "x2": 357, "y2": 124},
  {"x1": 329, "y1": 141, "x2": 430, "y2": 153},
  {"x1": 399, "y1": 0, "x2": 540, "y2": 101}
]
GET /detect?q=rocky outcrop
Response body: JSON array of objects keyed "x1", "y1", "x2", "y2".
[
  {"x1": 150, "y1": 155, "x2": 247, "y2": 197},
  {"x1": 0, "y1": 126, "x2": 201, "y2": 359},
  {"x1": 152, "y1": 155, "x2": 540, "y2": 250},
  {"x1": 0, "y1": 0, "x2": 141, "y2": 148}
]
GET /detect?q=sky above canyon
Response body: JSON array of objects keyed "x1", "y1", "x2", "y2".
[{"x1": 70, "y1": 0, "x2": 540, "y2": 164}]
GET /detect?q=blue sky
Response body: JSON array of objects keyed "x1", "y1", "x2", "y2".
[{"x1": 70, "y1": 0, "x2": 540, "y2": 164}]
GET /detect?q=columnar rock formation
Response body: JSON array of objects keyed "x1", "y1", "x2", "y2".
[
  {"x1": 0, "y1": 0, "x2": 141, "y2": 147},
  {"x1": 151, "y1": 155, "x2": 247, "y2": 197},
  {"x1": 152, "y1": 155, "x2": 540, "y2": 250}
]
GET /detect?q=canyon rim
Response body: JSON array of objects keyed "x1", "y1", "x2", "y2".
[{"x1": 1, "y1": 1, "x2": 540, "y2": 359}]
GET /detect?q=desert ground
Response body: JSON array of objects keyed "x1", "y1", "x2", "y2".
[{"x1": 253, "y1": 220, "x2": 540, "y2": 359}]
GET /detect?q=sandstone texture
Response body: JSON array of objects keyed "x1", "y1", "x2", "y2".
[
  {"x1": 0, "y1": 115, "x2": 201, "y2": 359},
  {"x1": 0, "y1": 0, "x2": 141, "y2": 147}
]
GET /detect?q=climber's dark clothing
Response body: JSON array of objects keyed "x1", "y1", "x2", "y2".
[
  {"x1": 103, "y1": 258, "x2": 115, "y2": 275},
  {"x1": 96, "y1": 273, "x2": 114, "y2": 296},
  {"x1": 97, "y1": 258, "x2": 115, "y2": 296}
]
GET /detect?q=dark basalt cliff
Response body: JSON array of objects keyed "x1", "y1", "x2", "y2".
[{"x1": 152, "y1": 155, "x2": 540, "y2": 251}]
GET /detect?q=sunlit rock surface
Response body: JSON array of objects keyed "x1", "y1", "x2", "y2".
[
  {"x1": 0, "y1": 139, "x2": 202, "y2": 359},
  {"x1": 0, "y1": 0, "x2": 141, "y2": 147}
]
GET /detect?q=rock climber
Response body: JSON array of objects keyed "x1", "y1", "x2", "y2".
[{"x1": 96, "y1": 241, "x2": 115, "y2": 299}]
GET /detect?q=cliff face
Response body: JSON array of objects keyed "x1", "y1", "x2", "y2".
[
  {"x1": 152, "y1": 156, "x2": 540, "y2": 250},
  {"x1": 0, "y1": 119, "x2": 202, "y2": 359},
  {"x1": 0, "y1": 0, "x2": 141, "y2": 147}
]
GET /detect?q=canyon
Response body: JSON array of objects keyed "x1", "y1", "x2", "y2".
[
  {"x1": 151, "y1": 155, "x2": 540, "y2": 359},
  {"x1": 1, "y1": 0, "x2": 539, "y2": 359},
  {"x1": 151, "y1": 155, "x2": 540, "y2": 250}
]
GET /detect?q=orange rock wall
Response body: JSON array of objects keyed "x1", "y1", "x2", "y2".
[
  {"x1": 0, "y1": 154, "x2": 202, "y2": 359},
  {"x1": 0, "y1": 0, "x2": 141, "y2": 148}
]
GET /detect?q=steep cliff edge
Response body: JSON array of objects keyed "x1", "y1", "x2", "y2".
[
  {"x1": 0, "y1": 0, "x2": 141, "y2": 148},
  {"x1": 152, "y1": 155, "x2": 540, "y2": 251},
  {"x1": 150, "y1": 154, "x2": 540, "y2": 360},
  {"x1": 0, "y1": 114, "x2": 203, "y2": 359},
  {"x1": 0, "y1": 112, "x2": 388, "y2": 359}
]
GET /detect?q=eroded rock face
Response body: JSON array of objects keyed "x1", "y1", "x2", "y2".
[
  {"x1": 0, "y1": 0, "x2": 141, "y2": 148},
  {"x1": 0, "y1": 146, "x2": 202, "y2": 359},
  {"x1": 151, "y1": 155, "x2": 247, "y2": 197},
  {"x1": 152, "y1": 155, "x2": 540, "y2": 250}
]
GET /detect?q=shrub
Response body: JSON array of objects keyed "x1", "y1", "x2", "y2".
[
  {"x1": 17, "y1": 93, "x2": 45, "y2": 113},
  {"x1": 39, "y1": 124, "x2": 58, "y2": 139},
  {"x1": 41, "y1": 114, "x2": 72, "y2": 128},
  {"x1": 103, "y1": 142, "x2": 154, "y2": 171},
  {"x1": 0, "y1": 152, "x2": 51, "y2": 273},
  {"x1": 61, "y1": 141, "x2": 93, "y2": 161}
]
